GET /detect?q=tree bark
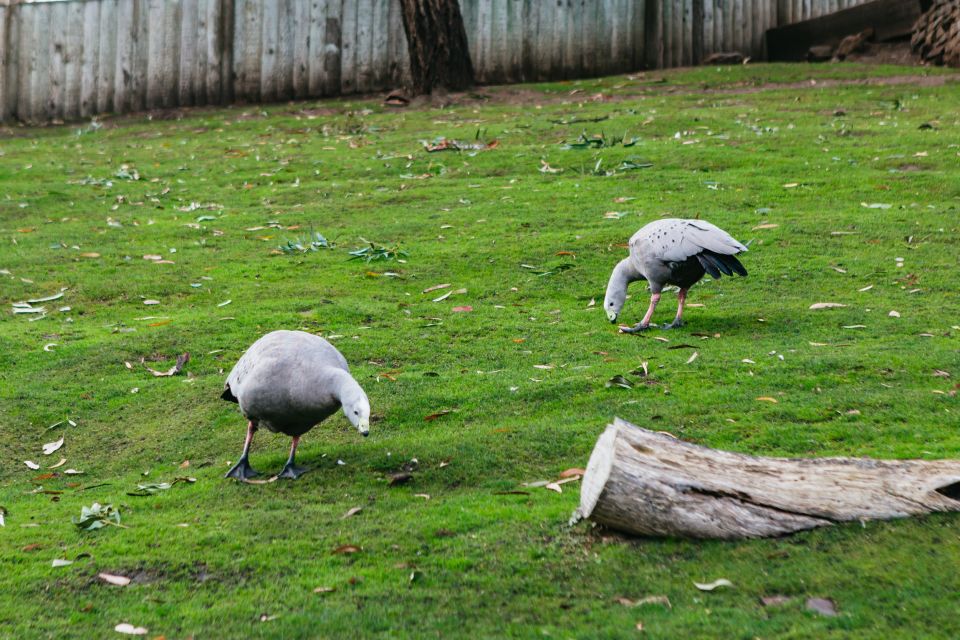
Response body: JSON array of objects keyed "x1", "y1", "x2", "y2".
[
  {"x1": 576, "y1": 418, "x2": 960, "y2": 540},
  {"x1": 398, "y1": 0, "x2": 475, "y2": 95}
]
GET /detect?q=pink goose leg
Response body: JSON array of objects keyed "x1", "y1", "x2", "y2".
[
  {"x1": 664, "y1": 289, "x2": 688, "y2": 329},
  {"x1": 622, "y1": 293, "x2": 661, "y2": 333},
  {"x1": 224, "y1": 420, "x2": 260, "y2": 480}
]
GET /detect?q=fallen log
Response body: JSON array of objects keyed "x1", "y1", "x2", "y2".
[{"x1": 575, "y1": 418, "x2": 960, "y2": 539}]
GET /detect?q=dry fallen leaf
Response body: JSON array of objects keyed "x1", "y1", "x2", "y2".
[
  {"x1": 42, "y1": 437, "x2": 64, "y2": 455},
  {"x1": 98, "y1": 572, "x2": 131, "y2": 586},
  {"x1": 114, "y1": 623, "x2": 148, "y2": 635},
  {"x1": 424, "y1": 409, "x2": 453, "y2": 421},
  {"x1": 761, "y1": 595, "x2": 793, "y2": 607},
  {"x1": 24, "y1": 460, "x2": 40, "y2": 470},
  {"x1": 888, "y1": 310, "x2": 900, "y2": 318},
  {"x1": 51, "y1": 558, "x2": 73, "y2": 567},
  {"x1": 423, "y1": 283, "x2": 451, "y2": 293},
  {"x1": 544, "y1": 482, "x2": 562, "y2": 493},
  {"x1": 685, "y1": 352, "x2": 699, "y2": 365},
  {"x1": 49, "y1": 458, "x2": 67, "y2": 469},
  {"x1": 341, "y1": 507, "x2": 363, "y2": 520},
  {"x1": 694, "y1": 578, "x2": 734, "y2": 591},
  {"x1": 314, "y1": 586, "x2": 336, "y2": 594},
  {"x1": 332, "y1": 544, "x2": 361, "y2": 555},
  {"x1": 809, "y1": 302, "x2": 846, "y2": 310},
  {"x1": 858, "y1": 285, "x2": 874, "y2": 292},
  {"x1": 751, "y1": 223, "x2": 779, "y2": 230},
  {"x1": 806, "y1": 597, "x2": 838, "y2": 616},
  {"x1": 842, "y1": 325, "x2": 867, "y2": 329},
  {"x1": 559, "y1": 468, "x2": 586, "y2": 478},
  {"x1": 389, "y1": 472, "x2": 413, "y2": 486},
  {"x1": 756, "y1": 397, "x2": 779, "y2": 403},
  {"x1": 451, "y1": 306, "x2": 473, "y2": 313},
  {"x1": 142, "y1": 353, "x2": 190, "y2": 377}
]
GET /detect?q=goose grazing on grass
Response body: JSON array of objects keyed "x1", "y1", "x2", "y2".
[
  {"x1": 221, "y1": 330, "x2": 370, "y2": 480},
  {"x1": 604, "y1": 218, "x2": 748, "y2": 332}
]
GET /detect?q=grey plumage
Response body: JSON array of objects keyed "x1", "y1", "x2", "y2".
[
  {"x1": 604, "y1": 218, "x2": 748, "y2": 330},
  {"x1": 222, "y1": 330, "x2": 370, "y2": 480}
]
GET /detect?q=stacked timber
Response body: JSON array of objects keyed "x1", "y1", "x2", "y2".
[{"x1": 912, "y1": 0, "x2": 960, "y2": 67}]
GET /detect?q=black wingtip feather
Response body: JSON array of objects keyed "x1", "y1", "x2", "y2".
[
  {"x1": 221, "y1": 385, "x2": 238, "y2": 404},
  {"x1": 696, "y1": 254, "x2": 722, "y2": 279},
  {"x1": 699, "y1": 250, "x2": 747, "y2": 278},
  {"x1": 723, "y1": 253, "x2": 748, "y2": 277}
]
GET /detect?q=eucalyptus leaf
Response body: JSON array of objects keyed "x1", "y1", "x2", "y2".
[{"x1": 72, "y1": 502, "x2": 123, "y2": 530}]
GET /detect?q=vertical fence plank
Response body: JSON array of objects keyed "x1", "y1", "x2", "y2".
[
  {"x1": 279, "y1": 0, "x2": 296, "y2": 99},
  {"x1": 45, "y1": 3, "x2": 64, "y2": 121},
  {"x1": 340, "y1": 0, "x2": 356, "y2": 93},
  {"x1": 234, "y1": 0, "x2": 261, "y2": 102},
  {"x1": 495, "y1": 0, "x2": 508, "y2": 82},
  {"x1": 307, "y1": 0, "x2": 326, "y2": 94},
  {"x1": 292, "y1": 0, "x2": 310, "y2": 98},
  {"x1": 354, "y1": 0, "x2": 373, "y2": 92},
  {"x1": 97, "y1": 0, "x2": 117, "y2": 113},
  {"x1": 473, "y1": 0, "x2": 488, "y2": 82},
  {"x1": 80, "y1": 0, "x2": 100, "y2": 118},
  {"x1": 179, "y1": 0, "x2": 197, "y2": 106},
  {"x1": 114, "y1": 0, "x2": 132, "y2": 114},
  {"x1": 14, "y1": 4, "x2": 31, "y2": 121},
  {"x1": 372, "y1": 0, "x2": 389, "y2": 88},
  {"x1": 217, "y1": 0, "x2": 232, "y2": 103},
  {"x1": 3, "y1": 4, "x2": 19, "y2": 121},
  {"x1": 195, "y1": 0, "x2": 211, "y2": 104},
  {"x1": 260, "y1": 0, "x2": 278, "y2": 101},
  {"x1": 322, "y1": 0, "x2": 342, "y2": 95},
  {"x1": 563, "y1": 0, "x2": 580, "y2": 79},
  {"x1": 146, "y1": 0, "x2": 164, "y2": 108},
  {"x1": 0, "y1": 5, "x2": 7, "y2": 122},
  {"x1": 521, "y1": 0, "x2": 536, "y2": 82}
]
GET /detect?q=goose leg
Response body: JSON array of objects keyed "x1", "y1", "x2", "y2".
[
  {"x1": 225, "y1": 421, "x2": 261, "y2": 480},
  {"x1": 278, "y1": 436, "x2": 309, "y2": 480},
  {"x1": 663, "y1": 289, "x2": 688, "y2": 329},
  {"x1": 621, "y1": 293, "x2": 660, "y2": 333}
]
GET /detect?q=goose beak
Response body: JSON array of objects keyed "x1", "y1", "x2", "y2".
[
  {"x1": 606, "y1": 310, "x2": 617, "y2": 323},
  {"x1": 358, "y1": 420, "x2": 370, "y2": 437}
]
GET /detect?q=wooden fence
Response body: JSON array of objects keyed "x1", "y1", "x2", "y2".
[{"x1": 0, "y1": 0, "x2": 871, "y2": 124}]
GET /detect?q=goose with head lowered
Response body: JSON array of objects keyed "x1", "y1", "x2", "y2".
[
  {"x1": 604, "y1": 218, "x2": 748, "y2": 332},
  {"x1": 221, "y1": 330, "x2": 371, "y2": 480}
]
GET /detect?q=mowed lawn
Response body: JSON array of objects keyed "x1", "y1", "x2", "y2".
[{"x1": 1, "y1": 63, "x2": 959, "y2": 639}]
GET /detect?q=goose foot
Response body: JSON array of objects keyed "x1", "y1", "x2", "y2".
[
  {"x1": 663, "y1": 319, "x2": 684, "y2": 330},
  {"x1": 225, "y1": 457, "x2": 260, "y2": 481},
  {"x1": 277, "y1": 463, "x2": 309, "y2": 480},
  {"x1": 620, "y1": 322, "x2": 651, "y2": 334}
]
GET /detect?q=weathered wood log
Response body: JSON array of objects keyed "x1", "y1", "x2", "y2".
[
  {"x1": 701, "y1": 51, "x2": 748, "y2": 65},
  {"x1": 833, "y1": 28, "x2": 874, "y2": 61},
  {"x1": 576, "y1": 418, "x2": 960, "y2": 540}
]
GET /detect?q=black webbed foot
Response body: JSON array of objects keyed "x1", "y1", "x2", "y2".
[
  {"x1": 620, "y1": 322, "x2": 652, "y2": 334},
  {"x1": 277, "y1": 463, "x2": 309, "y2": 480},
  {"x1": 225, "y1": 457, "x2": 260, "y2": 481}
]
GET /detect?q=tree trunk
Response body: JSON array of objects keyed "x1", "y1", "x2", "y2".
[
  {"x1": 398, "y1": 0, "x2": 475, "y2": 95},
  {"x1": 576, "y1": 418, "x2": 960, "y2": 540}
]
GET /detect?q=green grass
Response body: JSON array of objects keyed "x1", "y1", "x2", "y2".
[{"x1": 1, "y1": 63, "x2": 959, "y2": 639}]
